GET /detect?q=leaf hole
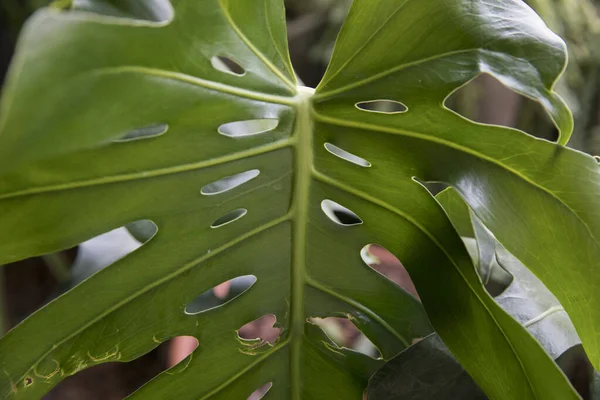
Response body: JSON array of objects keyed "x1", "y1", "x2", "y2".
[
  {"x1": 238, "y1": 314, "x2": 282, "y2": 345},
  {"x1": 74, "y1": 0, "x2": 174, "y2": 23},
  {"x1": 24, "y1": 377, "x2": 33, "y2": 387},
  {"x1": 3, "y1": 221, "x2": 158, "y2": 354},
  {"x1": 201, "y1": 169, "x2": 260, "y2": 196},
  {"x1": 309, "y1": 317, "x2": 381, "y2": 359},
  {"x1": 444, "y1": 74, "x2": 558, "y2": 141},
  {"x1": 70, "y1": 220, "x2": 157, "y2": 286},
  {"x1": 356, "y1": 100, "x2": 407, "y2": 114},
  {"x1": 248, "y1": 382, "x2": 273, "y2": 400},
  {"x1": 167, "y1": 336, "x2": 199, "y2": 370},
  {"x1": 185, "y1": 275, "x2": 257, "y2": 315},
  {"x1": 211, "y1": 209, "x2": 248, "y2": 228},
  {"x1": 114, "y1": 123, "x2": 168, "y2": 143},
  {"x1": 218, "y1": 119, "x2": 279, "y2": 138},
  {"x1": 125, "y1": 219, "x2": 158, "y2": 244},
  {"x1": 324, "y1": 143, "x2": 371, "y2": 167},
  {"x1": 45, "y1": 350, "x2": 165, "y2": 398},
  {"x1": 360, "y1": 244, "x2": 419, "y2": 299},
  {"x1": 211, "y1": 55, "x2": 246, "y2": 76},
  {"x1": 321, "y1": 200, "x2": 363, "y2": 226}
]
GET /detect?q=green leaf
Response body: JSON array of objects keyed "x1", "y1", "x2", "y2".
[
  {"x1": 436, "y1": 187, "x2": 474, "y2": 238},
  {"x1": 368, "y1": 242, "x2": 591, "y2": 400},
  {"x1": 0, "y1": 1, "x2": 428, "y2": 399},
  {"x1": 494, "y1": 244, "x2": 581, "y2": 360},
  {"x1": 368, "y1": 334, "x2": 487, "y2": 400},
  {"x1": 437, "y1": 187, "x2": 513, "y2": 294},
  {"x1": 463, "y1": 237, "x2": 581, "y2": 361},
  {"x1": 0, "y1": 0, "x2": 595, "y2": 399},
  {"x1": 439, "y1": 186, "x2": 581, "y2": 360},
  {"x1": 368, "y1": 240, "x2": 582, "y2": 400}
]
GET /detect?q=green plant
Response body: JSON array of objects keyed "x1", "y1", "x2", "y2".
[
  {"x1": 0, "y1": 0, "x2": 598, "y2": 398},
  {"x1": 368, "y1": 186, "x2": 586, "y2": 399}
]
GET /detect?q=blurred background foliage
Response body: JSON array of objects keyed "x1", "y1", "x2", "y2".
[{"x1": 1, "y1": 0, "x2": 599, "y2": 398}]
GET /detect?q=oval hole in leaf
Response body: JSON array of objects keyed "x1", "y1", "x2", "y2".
[
  {"x1": 356, "y1": 100, "x2": 407, "y2": 114},
  {"x1": 114, "y1": 123, "x2": 168, "y2": 142},
  {"x1": 218, "y1": 119, "x2": 279, "y2": 138},
  {"x1": 324, "y1": 143, "x2": 371, "y2": 167},
  {"x1": 321, "y1": 200, "x2": 363, "y2": 226},
  {"x1": 201, "y1": 169, "x2": 260, "y2": 196},
  {"x1": 211, "y1": 208, "x2": 247, "y2": 228},
  {"x1": 74, "y1": 0, "x2": 174, "y2": 23},
  {"x1": 185, "y1": 275, "x2": 257, "y2": 315},
  {"x1": 71, "y1": 220, "x2": 158, "y2": 286},
  {"x1": 167, "y1": 336, "x2": 199, "y2": 371},
  {"x1": 126, "y1": 219, "x2": 158, "y2": 243},
  {"x1": 211, "y1": 55, "x2": 245, "y2": 76},
  {"x1": 360, "y1": 244, "x2": 419, "y2": 299},
  {"x1": 444, "y1": 74, "x2": 558, "y2": 141},
  {"x1": 248, "y1": 382, "x2": 273, "y2": 400},
  {"x1": 309, "y1": 316, "x2": 382, "y2": 359},
  {"x1": 238, "y1": 314, "x2": 282, "y2": 345}
]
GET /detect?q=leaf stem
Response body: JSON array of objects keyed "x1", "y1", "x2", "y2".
[{"x1": 289, "y1": 86, "x2": 314, "y2": 400}]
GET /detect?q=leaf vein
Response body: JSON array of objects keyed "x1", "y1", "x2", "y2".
[
  {"x1": 6, "y1": 214, "x2": 291, "y2": 394},
  {"x1": 313, "y1": 112, "x2": 600, "y2": 254},
  {"x1": 0, "y1": 140, "x2": 292, "y2": 200}
]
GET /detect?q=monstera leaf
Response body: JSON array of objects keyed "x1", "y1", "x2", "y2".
[
  {"x1": 1, "y1": 0, "x2": 598, "y2": 399},
  {"x1": 367, "y1": 236, "x2": 584, "y2": 400},
  {"x1": 366, "y1": 204, "x2": 585, "y2": 400},
  {"x1": 438, "y1": 187, "x2": 582, "y2": 359}
]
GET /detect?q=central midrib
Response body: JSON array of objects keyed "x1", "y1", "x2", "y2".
[{"x1": 289, "y1": 86, "x2": 314, "y2": 400}]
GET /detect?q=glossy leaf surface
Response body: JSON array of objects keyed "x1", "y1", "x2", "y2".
[
  {"x1": 0, "y1": 0, "x2": 597, "y2": 399},
  {"x1": 439, "y1": 187, "x2": 582, "y2": 359},
  {"x1": 368, "y1": 239, "x2": 584, "y2": 400}
]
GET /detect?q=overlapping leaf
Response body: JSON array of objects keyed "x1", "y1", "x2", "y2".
[
  {"x1": 0, "y1": 0, "x2": 598, "y2": 399},
  {"x1": 438, "y1": 187, "x2": 582, "y2": 358},
  {"x1": 368, "y1": 334, "x2": 487, "y2": 400},
  {"x1": 367, "y1": 233, "x2": 584, "y2": 399}
]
